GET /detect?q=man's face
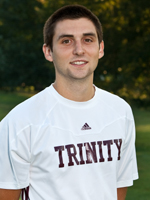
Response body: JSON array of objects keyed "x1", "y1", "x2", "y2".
[{"x1": 43, "y1": 18, "x2": 104, "y2": 82}]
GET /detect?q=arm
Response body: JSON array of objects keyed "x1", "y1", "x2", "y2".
[
  {"x1": 117, "y1": 187, "x2": 127, "y2": 200},
  {"x1": 0, "y1": 189, "x2": 21, "y2": 200}
]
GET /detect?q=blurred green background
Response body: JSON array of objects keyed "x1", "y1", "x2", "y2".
[
  {"x1": 0, "y1": 0, "x2": 150, "y2": 106},
  {"x1": 0, "y1": 0, "x2": 150, "y2": 199}
]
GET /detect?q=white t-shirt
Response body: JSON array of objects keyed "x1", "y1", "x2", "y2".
[{"x1": 0, "y1": 85, "x2": 138, "y2": 200}]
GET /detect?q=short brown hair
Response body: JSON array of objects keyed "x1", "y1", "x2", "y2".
[{"x1": 43, "y1": 5, "x2": 103, "y2": 51}]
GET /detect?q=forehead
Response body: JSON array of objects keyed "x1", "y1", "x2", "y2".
[{"x1": 54, "y1": 18, "x2": 97, "y2": 36}]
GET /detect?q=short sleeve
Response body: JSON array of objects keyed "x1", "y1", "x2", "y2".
[
  {"x1": 116, "y1": 109, "x2": 139, "y2": 188},
  {"x1": 0, "y1": 116, "x2": 31, "y2": 189}
]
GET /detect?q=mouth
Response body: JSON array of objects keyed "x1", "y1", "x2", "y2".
[{"x1": 70, "y1": 60, "x2": 88, "y2": 66}]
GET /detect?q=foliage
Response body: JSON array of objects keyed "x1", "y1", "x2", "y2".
[
  {"x1": 94, "y1": 0, "x2": 150, "y2": 103},
  {"x1": 0, "y1": 0, "x2": 55, "y2": 90},
  {"x1": 0, "y1": 0, "x2": 149, "y2": 104}
]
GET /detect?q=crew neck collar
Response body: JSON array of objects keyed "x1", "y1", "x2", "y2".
[{"x1": 49, "y1": 84, "x2": 98, "y2": 108}]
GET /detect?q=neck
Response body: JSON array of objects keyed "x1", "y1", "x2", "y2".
[{"x1": 53, "y1": 77, "x2": 95, "y2": 102}]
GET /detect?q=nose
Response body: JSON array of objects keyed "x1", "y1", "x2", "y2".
[{"x1": 73, "y1": 41, "x2": 85, "y2": 55}]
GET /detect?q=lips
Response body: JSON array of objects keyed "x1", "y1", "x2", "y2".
[{"x1": 70, "y1": 60, "x2": 88, "y2": 65}]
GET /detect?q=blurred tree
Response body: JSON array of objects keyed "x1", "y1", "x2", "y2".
[
  {"x1": 0, "y1": 0, "x2": 55, "y2": 90},
  {"x1": 93, "y1": 0, "x2": 150, "y2": 104},
  {"x1": 0, "y1": 0, "x2": 149, "y2": 105}
]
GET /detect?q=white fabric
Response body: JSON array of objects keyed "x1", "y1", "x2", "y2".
[{"x1": 0, "y1": 85, "x2": 138, "y2": 200}]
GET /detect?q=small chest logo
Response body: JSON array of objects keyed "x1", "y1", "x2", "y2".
[{"x1": 81, "y1": 123, "x2": 91, "y2": 130}]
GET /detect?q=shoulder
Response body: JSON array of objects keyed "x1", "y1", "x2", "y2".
[
  {"x1": 1, "y1": 85, "x2": 57, "y2": 127},
  {"x1": 95, "y1": 87, "x2": 133, "y2": 120}
]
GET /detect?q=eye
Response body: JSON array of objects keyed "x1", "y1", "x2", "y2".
[
  {"x1": 84, "y1": 38, "x2": 93, "y2": 43},
  {"x1": 62, "y1": 39, "x2": 71, "y2": 44}
]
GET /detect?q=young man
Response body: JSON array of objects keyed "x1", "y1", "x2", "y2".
[{"x1": 0, "y1": 5, "x2": 138, "y2": 200}]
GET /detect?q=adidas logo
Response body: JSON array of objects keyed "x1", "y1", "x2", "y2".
[{"x1": 81, "y1": 123, "x2": 91, "y2": 130}]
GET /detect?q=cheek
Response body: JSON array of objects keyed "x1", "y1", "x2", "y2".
[
  {"x1": 88, "y1": 46, "x2": 100, "y2": 56},
  {"x1": 52, "y1": 51, "x2": 70, "y2": 68},
  {"x1": 52, "y1": 52, "x2": 63, "y2": 65},
  {"x1": 53, "y1": 48, "x2": 70, "y2": 60},
  {"x1": 91, "y1": 50, "x2": 100, "y2": 60}
]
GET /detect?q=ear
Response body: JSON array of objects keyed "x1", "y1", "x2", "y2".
[
  {"x1": 98, "y1": 40, "x2": 104, "y2": 59},
  {"x1": 42, "y1": 44, "x2": 53, "y2": 62}
]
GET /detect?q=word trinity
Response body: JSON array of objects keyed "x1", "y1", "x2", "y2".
[{"x1": 54, "y1": 139, "x2": 122, "y2": 168}]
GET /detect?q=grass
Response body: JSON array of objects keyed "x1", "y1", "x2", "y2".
[
  {"x1": 0, "y1": 91, "x2": 150, "y2": 199},
  {"x1": 0, "y1": 91, "x2": 34, "y2": 119},
  {"x1": 126, "y1": 107, "x2": 150, "y2": 200}
]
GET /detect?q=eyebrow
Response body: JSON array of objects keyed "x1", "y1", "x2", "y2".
[
  {"x1": 57, "y1": 32, "x2": 97, "y2": 41},
  {"x1": 83, "y1": 33, "x2": 97, "y2": 37},
  {"x1": 57, "y1": 34, "x2": 74, "y2": 41}
]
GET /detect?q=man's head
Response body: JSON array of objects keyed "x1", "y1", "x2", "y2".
[{"x1": 43, "y1": 5, "x2": 103, "y2": 51}]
